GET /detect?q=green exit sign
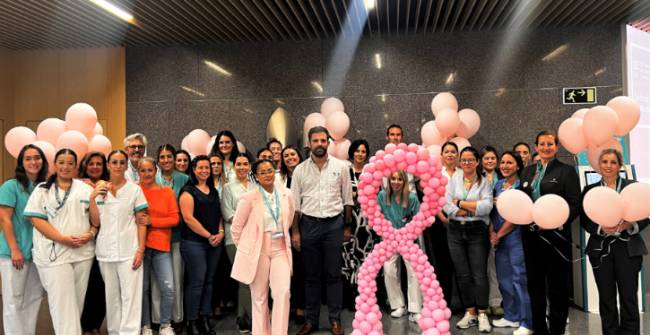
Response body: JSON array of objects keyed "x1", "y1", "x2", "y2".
[{"x1": 563, "y1": 87, "x2": 597, "y2": 104}]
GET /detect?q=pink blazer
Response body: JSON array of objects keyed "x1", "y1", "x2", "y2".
[{"x1": 230, "y1": 187, "x2": 295, "y2": 284}]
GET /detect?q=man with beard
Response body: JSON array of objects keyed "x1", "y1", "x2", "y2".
[
  {"x1": 290, "y1": 126, "x2": 353, "y2": 335},
  {"x1": 123, "y1": 133, "x2": 147, "y2": 182}
]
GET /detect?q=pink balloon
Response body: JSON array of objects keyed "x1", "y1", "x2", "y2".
[
  {"x1": 620, "y1": 182, "x2": 650, "y2": 221},
  {"x1": 572, "y1": 108, "x2": 589, "y2": 119},
  {"x1": 450, "y1": 137, "x2": 470, "y2": 151},
  {"x1": 237, "y1": 141, "x2": 246, "y2": 154},
  {"x1": 431, "y1": 92, "x2": 458, "y2": 117},
  {"x1": 393, "y1": 149, "x2": 406, "y2": 162},
  {"x1": 88, "y1": 135, "x2": 112, "y2": 157},
  {"x1": 532, "y1": 194, "x2": 569, "y2": 230},
  {"x1": 55, "y1": 130, "x2": 89, "y2": 159},
  {"x1": 303, "y1": 113, "x2": 326, "y2": 133},
  {"x1": 320, "y1": 97, "x2": 344, "y2": 118},
  {"x1": 434, "y1": 108, "x2": 460, "y2": 137},
  {"x1": 65, "y1": 103, "x2": 98, "y2": 138},
  {"x1": 583, "y1": 186, "x2": 624, "y2": 228},
  {"x1": 180, "y1": 136, "x2": 190, "y2": 152},
  {"x1": 94, "y1": 123, "x2": 103, "y2": 135},
  {"x1": 325, "y1": 111, "x2": 350, "y2": 140},
  {"x1": 456, "y1": 108, "x2": 481, "y2": 139},
  {"x1": 31, "y1": 140, "x2": 55, "y2": 169},
  {"x1": 432, "y1": 309, "x2": 445, "y2": 322},
  {"x1": 186, "y1": 129, "x2": 211, "y2": 156},
  {"x1": 427, "y1": 145, "x2": 441, "y2": 158},
  {"x1": 586, "y1": 138, "x2": 623, "y2": 171},
  {"x1": 384, "y1": 143, "x2": 396, "y2": 154},
  {"x1": 607, "y1": 96, "x2": 640, "y2": 136},
  {"x1": 421, "y1": 121, "x2": 444, "y2": 146},
  {"x1": 4, "y1": 127, "x2": 37, "y2": 158},
  {"x1": 36, "y1": 118, "x2": 67, "y2": 144},
  {"x1": 583, "y1": 106, "x2": 619, "y2": 146},
  {"x1": 558, "y1": 118, "x2": 587, "y2": 154},
  {"x1": 408, "y1": 143, "x2": 419, "y2": 152},
  {"x1": 405, "y1": 152, "x2": 417, "y2": 164},
  {"x1": 496, "y1": 189, "x2": 533, "y2": 225},
  {"x1": 335, "y1": 138, "x2": 351, "y2": 160}
]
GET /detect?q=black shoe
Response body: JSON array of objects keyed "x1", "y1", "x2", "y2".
[
  {"x1": 237, "y1": 316, "x2": 252, "y2": 334},
  {"x1": 186, "y1": 320, "x2": 202, "y2": 335},
  {"x1": 198, "y1": 315, "x2": 216, "y2": 335}
]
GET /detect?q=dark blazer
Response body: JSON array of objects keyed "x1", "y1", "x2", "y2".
[
  {"x1": 580, "y1": 178, "x2": 649, "y2": 259},
  {"x1": 520, "y1": 158, "x2": 581, "y2": 242}
]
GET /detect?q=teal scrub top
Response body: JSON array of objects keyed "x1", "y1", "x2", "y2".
[
  {"x1": 377, "y1": 190, "x2": 420, "y2": 230},
  {"x1": 0, "y1": 179, "x2": 35, "y2": 260}
]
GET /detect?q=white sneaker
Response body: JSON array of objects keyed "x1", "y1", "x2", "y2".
[
  {"x1": 159, "y1": 325, "x2": 176, "y2": 335},
  {"x1": 492, "y1": 318, "x2": 520, "y2": 328},
  {"x1": 141, "y1": 326, "x2": 154, "y2": 335},
  {"x1": 390, "y1": 307, "x2": 406, "y2": 318},
  {"x1": 513, "y1": 326, "x2": 534, "y2": 335},
  {"x1": 408, "y1": 312, "x2": 421, "y2": 322},
  {"x1": 478, "y1": 313, "x2": 492, "y2": 333},
  {"x1": 456, "y1": 312, "x2": 478, "y2": 329}
]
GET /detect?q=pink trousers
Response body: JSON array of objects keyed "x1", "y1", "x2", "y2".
[{"x1": 250, "y1": 233, "x2": 291, "y2": 335}]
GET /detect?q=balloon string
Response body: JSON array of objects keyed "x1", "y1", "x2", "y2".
[{"x1": 590, "y1": 235, "x2": 629, "y2": 269}]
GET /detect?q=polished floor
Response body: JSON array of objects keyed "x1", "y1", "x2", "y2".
[{"x1": 3, "y1": 300, "x2": 649, "y2": 334}]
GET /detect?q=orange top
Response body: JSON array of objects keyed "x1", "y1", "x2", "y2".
[{"x1": 141, "y1": 185, "x2": 179, "y2": 252}]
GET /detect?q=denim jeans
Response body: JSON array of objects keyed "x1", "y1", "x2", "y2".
[
  {"x1": 142, "y1": 248, "x2": 175, "y2": 326},
  {"x1": 181, "y1": 240, "x2": 222, "y2": 321},
  {"x1": 447, "y1": 220, "x2": 490, "y2": 310}
]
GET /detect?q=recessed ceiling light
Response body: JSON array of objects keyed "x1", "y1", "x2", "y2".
[{"x1": 88, "y1": 0, "x2": 134, "y2": 24}]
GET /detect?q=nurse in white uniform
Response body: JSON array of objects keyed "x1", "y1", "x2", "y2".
[
  {"x1": 24, "y1": 148, "x2": 96, "y2": 335},
  {"x1": 90, "y1": 150, "x2": 149, "y2": 335}
]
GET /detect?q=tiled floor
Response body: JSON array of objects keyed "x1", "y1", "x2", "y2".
[{"x1": 5, "y1": 299, "x2": 648, "y2": 334}]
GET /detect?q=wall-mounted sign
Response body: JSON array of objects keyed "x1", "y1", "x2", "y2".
[{"x1": 563, "y1": 87, "x2": 597, "y2": 104}]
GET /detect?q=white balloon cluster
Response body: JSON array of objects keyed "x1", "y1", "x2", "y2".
[{"x1": 421, "y1": 92, "x2": 481, "y2": 155}]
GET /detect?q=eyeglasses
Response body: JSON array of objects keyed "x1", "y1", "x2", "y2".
[
  {"x1": 256, "y1": 169, "x2": 275, "y2": 176},
  {"x1": 460, "y1": 159, "x2": 477, "y2": 165},
  {"x1": 127, "y1": 145, "x2": 145, "y2": 151}
]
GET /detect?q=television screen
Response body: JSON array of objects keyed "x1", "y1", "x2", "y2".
[{"x1": 584, "y1": 170, "x2": 629, "y2": 186}]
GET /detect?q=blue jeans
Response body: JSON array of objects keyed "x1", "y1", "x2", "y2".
[
  {"x1": 181, "y1": 240, "x2": 222, "y2": 321},
  {"x1": 142, "y1": 248, "x2": 175, "y2": 326}
]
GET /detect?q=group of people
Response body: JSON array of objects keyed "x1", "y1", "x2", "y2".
[{"x1": 0, "y1": 123, "x2": 646, "y2": 335}]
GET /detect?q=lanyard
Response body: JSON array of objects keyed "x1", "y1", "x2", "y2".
[
  {"x1": 601, "y1": 177, "x2": 622, "y2": 193},
  {"x1": 260, "y1": 186, "x2": 282, "y2": 236}
]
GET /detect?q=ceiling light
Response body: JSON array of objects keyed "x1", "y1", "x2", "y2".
[
  {"x1": 88, "y1": 0, "x2": 134, "y2": 23},
  {"x1": 542, "y1": 44, "x2": 569, "y2": 62},
  {"x1": 445, "y1": 72, "x2": 455, "y2": 85},
  {"x1": 364, "y1": 0, "x2": 376, "y2": 10},
  {"x1": 204, "y1": 60, "x2": 232, "y2": 77},
  {"x1": 374, "y1": 53, "x2": 382, "y2": 69},
  {"x1": 495, "y1": 88, "x2": 507, "y2": 97},
  {"x1": 594, "y1": 67, "x2": 606, "y2": 76},
  {"x1": 180, "y1": 86, "x2": 205, "y2": 97},
  {"x1": 311, "y1": 81, "x2": 323, "y2": 93}
]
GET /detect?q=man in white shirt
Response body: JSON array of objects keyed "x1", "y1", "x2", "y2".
[
  {"x1": 291, "y1": 126, "x2": 353, "y2": 335},
  {"x1": 124, "y1": 133, "x2": 147, "y2": 182}
]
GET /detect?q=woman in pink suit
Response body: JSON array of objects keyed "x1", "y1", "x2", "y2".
[{"x1": 231, "y1": 159, "x2": 295, "y2": 335}]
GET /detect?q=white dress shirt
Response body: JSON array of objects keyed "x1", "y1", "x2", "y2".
[{"x1": 290, "y1": 155, "x2": 353, "y2": 218}]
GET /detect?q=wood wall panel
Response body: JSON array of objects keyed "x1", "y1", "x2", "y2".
[{"x1": 2, "y1": 47, "x2": 125, "y2": 181}]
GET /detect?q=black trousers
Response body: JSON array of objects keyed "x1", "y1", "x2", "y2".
[
  {"x1": 422, "y1": 221, "x2": 455, "y2": 308},
  {"x1": 591, "y1": 239, "x2": 642, "y2": 335},
  {"x1": 300, "y1": 214, "x2": 343, "y2": 326},
  {"x1": 522, "y1": 230, "x2": 571, "y2": 335},
  {"x1": 81, "y1": 259, "x2": 106, "y2": 331},
  {"x1": 447, "y1": 221, "x2": 490, "y2": 310},
  {"x1": 290, "y1": 245, "x2": 306, "y2": 310}
]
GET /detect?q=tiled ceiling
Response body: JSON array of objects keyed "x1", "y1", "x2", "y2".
[{"x1": 1, "y1": 0, "x2": 650, "y2": 49}]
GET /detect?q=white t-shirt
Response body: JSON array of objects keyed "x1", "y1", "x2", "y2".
[
  {"x1": 24, "y1": 179, "x2": 95, "y2": 267},
  {"x1": 95, "y1": 181, "x2": 148, "y2": 262}
]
